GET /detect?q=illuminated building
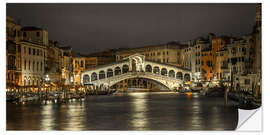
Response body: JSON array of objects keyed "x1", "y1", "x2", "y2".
[
  {"x1": 20, "y1": 26, "x2": 48, "y2": 87},
  {"x1": 73, "y1": 56, "x2": 86, "y2": 85},
  {"x1": 115, "y1": 43, "x2": 186, "y2": 67},
  {"x1": 6, "y1": 17, "x2": 49, "y2": 89},
  {"x1": 60, "y1": 46, "x2": 73, "y2": 85},
  {"x1": 200, "y1": 48, "x2": 213, "y2": 81},
  {"x1": 47, "y1": 40, "x2": 66, "y2": 88},
  {"x1": 211, "y1": 36, "x2": 230, "y2": 79},
  {"x1": 6, "y1": 16, "x2": 22, "y2": 88},
  {"x1": 192, "y1": 36, "x2": 212, "y2": 81}
]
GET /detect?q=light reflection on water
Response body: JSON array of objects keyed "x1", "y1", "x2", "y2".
[
  {"x1": 40, "y1": 104, "x2": 55, "y2": 130},
  {"x1": 189, "y1": 98, "x2": 203, "y2": 130},
  {"x1": 65, "y1": 102, "x2": 86, "y2": 130},
  {"x1": 130, "y1": 93, "x2": 149, "y2": 130},
  {"x1": 7, "y1": 92, "x2": 238, "y2": 130}
]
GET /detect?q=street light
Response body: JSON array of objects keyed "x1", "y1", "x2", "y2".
[
  {"x1": 44, "y1": 74, "x2": 50, "y2": 101},
  {"x1": 70, "y1": 74, "x2": 74, "y2": 84},
  {"x1": 45, "y1": 74, "x2": 50, "y2": 83},
  {"x1": 67, "y1": 73, "x2": 74, "y2": 99}
]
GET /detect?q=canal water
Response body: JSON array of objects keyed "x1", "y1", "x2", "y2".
[{"x1": 7, "y1": 92, "x2": 238, "y2": 130}]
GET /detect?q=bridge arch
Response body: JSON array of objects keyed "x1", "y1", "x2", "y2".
[
  {"x1": 81, "y1": 53, "x2": 192, "y2": 89},
  {"x1": 184, "y1": 73, "x2": 191, "y2": 81},
  {"x1": 176, "y1": 72, "x2": 183, "y2": 80},
  {"x1": 145, "y1": 64, "x2": 152, "y2": 72},
  {"x1": 161, "y1": 68, "x2": 167, "y2": 76},
  {"x1": 122, "y1": 64, "x2": 129, "y2": 74},
  {"x1": 108, "y1": 76, "x2": 171, "y2": 90},
  {"x1": 99, "y1": 70, "x2": 106, "y2": 80},
  {"x1": 153, "y1": 66, "x2": 160, "y2": 74},
  {"x1": 83, "y1": 74, "x2": 90, "y2": 84},
  {"x1": 128, "y1": 54, "x2": 145, "y2": 72},
  {"x1": 107, "y1": 68, "x2": 113, "y2": 78},
  {"x1": 91, "y1": 72, "x2": 98, "y2": 81},
  {"x1": 115, "y1": 66, "x2": 121, "y2": 75},
  {"x1": 169, "y1": 70, "x2": 175, "y2": 78}
]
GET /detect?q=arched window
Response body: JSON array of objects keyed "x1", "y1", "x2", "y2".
[
  {"x1": 145, "y1": 65, "x2": 152, "y2": 72},
  {"x1": 115, "y1": 67, "x2": 121, "y2": 75},
  {"x1": 161, "y1": 68, "x2": 167, "y2": 76},
  {"x1": 83, "y1": 74, "x2": 90, "y2": 84},
  {"x1": 176, "y1": 72, "x2": 183, "y2": 80},
  {"x1": 169, "y1": 70, "x2": 175, "y2": 78},
  {"x1": 99, "y1": 70, "x2": 105, "y2": 80},
  {"x1": 107, "y1": 69, "x2": 113, "y2": 78},
  {"x1": 184, "y1": 73, "x2": 191, "y2": 81},
  {"x1": 91, "y1": 72, "x2": 98, "y2": 81},
  {"x1": 122, "y1": 65, "x2": 129, "y2": 74},
  {"x1": 153, "y1": 66, "x2": 160, "y2": 74}
]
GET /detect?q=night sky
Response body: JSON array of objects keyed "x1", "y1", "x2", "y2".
[{"x1": 7, "y1": 3, "x2": 257, "y2": 54}]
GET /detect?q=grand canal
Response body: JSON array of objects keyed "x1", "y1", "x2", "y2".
[{"x1": 7, "y1": 92, "x2": 238, "y2": 130}]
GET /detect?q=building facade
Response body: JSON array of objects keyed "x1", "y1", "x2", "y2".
[
  {"x1": 6, "y1": 16, "x2": 22, "y2": 88},
  {"x1": 115, "y1": 43, "x2": 186, "y2": 67},
  {"x1": 6, "y1": 41, "x2": 21, "y2": 88},
  {"x1": 20, "y1": 26, "x2": 48, "y2": 87},
  {"x1": 61, "y1": 47, "x2": 73, "y2": 85},
  {"x1": 47, "y1": 40, "x2": 66, "y2": 87}
]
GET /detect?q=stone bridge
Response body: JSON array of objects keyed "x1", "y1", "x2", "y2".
[{"x1": 81, "y1": 54, "x2": 192, "y2": 90}]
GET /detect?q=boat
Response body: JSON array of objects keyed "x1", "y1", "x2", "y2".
[{"x1": 19, "y1": 95, "x2": 39, "y2": 102}]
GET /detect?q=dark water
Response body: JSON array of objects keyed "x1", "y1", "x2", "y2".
[{"x1": 7, "y1": 92, "x2": 238, "y2": 130}]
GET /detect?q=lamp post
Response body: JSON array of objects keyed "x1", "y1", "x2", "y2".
[
  {"x1": 70, "y1": 73, "x2": 74, "y2": 92},
  {"x1": 44, "y1": 74, "x2": 50, "y2": 101},
  {"x1": 66, "y1": 73, "x2": 74, "y2": 100}
]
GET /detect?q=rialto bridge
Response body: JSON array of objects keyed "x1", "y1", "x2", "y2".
[{"x1": 81, "y1": 54, "x2": 192, "y2": 90}]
